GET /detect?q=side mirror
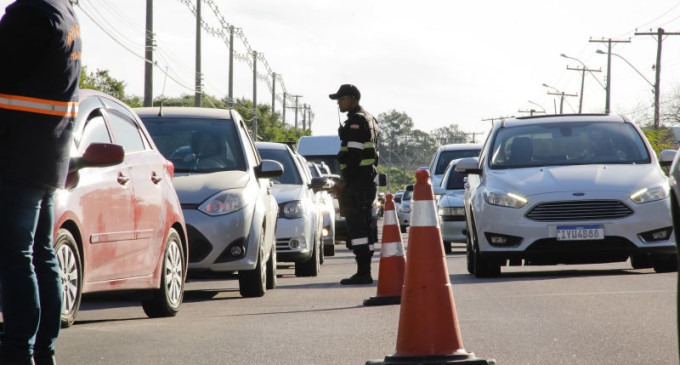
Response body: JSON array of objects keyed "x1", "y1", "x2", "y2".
[
  {"x1": 256, "y1": 159, "x2": 284, "y2": 178},
  {"x1": 660, "y1": 149, "x2": 677, "y2": 167},
  {"x1": 455, "y1": 157, "x2": 481, "y2": 175},
  {"x1": 69, "y1": 143, "x2": 125, "y2": 173},
  {"x1": 378, "y1": 173, "x2": 387, "y2": 187},
  {"x1": 309, "y1": 176, "x2": 331, "y2": 191}
]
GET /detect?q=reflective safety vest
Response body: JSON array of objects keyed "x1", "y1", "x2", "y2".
[
  {"x1": 338, "y1": 108, "x2": 379, "y2": 182},
  {"x1": 0, "y1": 93, "x2": 78, "y2": 117}
]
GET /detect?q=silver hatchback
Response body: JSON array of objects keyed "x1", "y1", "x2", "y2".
[{"x1": 137, "y1": 107, "x2": 282, "y2": 297}]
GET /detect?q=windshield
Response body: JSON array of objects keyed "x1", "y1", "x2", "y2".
[
  {"x1": 402, "y1": 189, "x2": 413, "y2": 201},
  {"x1": 303, "y1": 155, "x2": 341, "y2": 175},
  {"x1": 257, "y1": 147, "x2": 302, "y2": 185},
  {"x1": 489, "y1": 121, "x2": 650, "y2": 169},
  {"x1": 141, "y1": 117, "x2": 246, "y2": 172},
  {"x1": 445, "y1": 167, "x2": 467, "y2": 190},
  {"x1": 435, "y1": 149, "x2": 480, "y2": 174}
]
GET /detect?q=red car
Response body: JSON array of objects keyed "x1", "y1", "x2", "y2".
[{"x1": 53, "y1": 89, "x2": 188, "y2": 327}]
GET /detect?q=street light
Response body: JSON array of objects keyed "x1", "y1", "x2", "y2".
[
  {"x1": 528, "y1": 100, "x2": 546, "y2": 113},
  {"x1": 560, "y1": 53, "x2": 604, "y2": 113},
  {"x1": 596, "y1": 49, "x2": 658, "y2": 128},
  {"x1": 542, "y1": 83, "x2": 577, "y2": 114}
]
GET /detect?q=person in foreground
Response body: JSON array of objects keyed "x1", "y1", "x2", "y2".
[
  {"x1": 0, "y1": 0, "x2": 81, "y2": 364},
  {"x1": 329, "y1": 84, "x2": 379, "y2": 285}
]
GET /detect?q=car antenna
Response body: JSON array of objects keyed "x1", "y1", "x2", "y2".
[
  {"x1": 157, "y1": 65, "x2": 169, "y2": 117},
  {"x1": 157, "y1": 99, "x2": 164, "y2": 117}
]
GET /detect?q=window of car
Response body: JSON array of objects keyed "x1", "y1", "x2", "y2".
[
  {"x1": 435, "y1": 149, "x2": 481, "y2": 175},
  {"x1": 257, "y1": 147, "x2": 302, "y2": 185},
  {"x1": 78, "y1": 110, "x2": 111, "y2": 154},
  {"x1": 237, "y1": 118, "x2": 260, "y2": 170},
  {"x1": 445, "y1": 165, "x2": 467, "y2": 190},
  {"x1": 107, "y1": 110, "x2": 146, "y2": 153},
  {"x1": 402, "y1": 189, "x2": 413, "y2": 201},
  {"x1": 141, "y1": 117, "x2": 246, "y2": 172},
  {"x1": 489, "y1": 121, "x2": 650, "y2": 169}
]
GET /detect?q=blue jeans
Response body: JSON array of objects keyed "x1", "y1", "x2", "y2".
[{"x1": 0, "y1": 180, "x2": 62, "y2": 359}]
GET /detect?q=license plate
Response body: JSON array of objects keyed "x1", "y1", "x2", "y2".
[{"x1": 556, "y1": 225, "x2": 604, "y2": 241}]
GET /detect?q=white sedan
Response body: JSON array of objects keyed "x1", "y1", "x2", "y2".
[
  {"x1": 434, "y1": 159, "x2": 467, "y2": 254},
  {"x1": 457, "y1": 114, "x2": 676, "y2": 277}
]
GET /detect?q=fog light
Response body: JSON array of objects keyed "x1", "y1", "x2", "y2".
[
  {"x1": 322, "y1": 227, "x2": 330, "y2": 237},
  {"x1": 289, "y1": 239, "x2": 301, "y2": 249},
  {"x1": 230, "y1": 245, "x2": 244, "y2": 257},
  {"x1": 639, "y1": 227, "x2": 673, "y2": 243},
  {"x1": 484, "y1": 232, "x2": 522, "y2": 247}
]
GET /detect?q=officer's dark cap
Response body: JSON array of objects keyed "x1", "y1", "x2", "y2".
[{"x1": 329, "y1": 84, "x2": 360, "y2": 101}]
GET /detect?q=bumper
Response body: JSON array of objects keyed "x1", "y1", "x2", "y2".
[
  {"x1": 184, "y1": 208, "x2": 258, "y2": 272},
  {"x1": 440, "y1": 217, "x2": 466, "y2": 242},
  {"x1": 275, "y1": 217, "x2": 312, "y2": 263},
  {"x1": 474, "y1": 197, "x2": 676, "y2": 265}
]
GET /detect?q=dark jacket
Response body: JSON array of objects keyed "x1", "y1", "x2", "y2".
[
  {"x1": 0, "y1": 0, "x2": 81, "y2": 189},
  {"x1": 337, "y1": 106, "x2": 379, "y2": 186}
]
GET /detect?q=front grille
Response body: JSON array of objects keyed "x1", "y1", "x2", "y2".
[{"x1": 526, "y1": 200, "x2": 633, "y2": 221}]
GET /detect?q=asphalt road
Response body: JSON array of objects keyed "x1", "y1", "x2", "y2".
[{"x1": 5, "y1": 220, "x2": 679, "y2": 365}]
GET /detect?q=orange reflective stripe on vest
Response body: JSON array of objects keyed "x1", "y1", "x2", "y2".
[{"x1": 0, "y1": 93, "x2": 78, "y2": 117}]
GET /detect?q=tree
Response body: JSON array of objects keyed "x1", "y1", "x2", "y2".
[
  {"x1": 431, "y1": 124, "x2": 469, "y2": 145},
  {"x1": 229, "y1": 97, "x2": 310, "y2": 142},
  {"x1": 79, "y1": 66, "x2": 141, "y2": 107}
]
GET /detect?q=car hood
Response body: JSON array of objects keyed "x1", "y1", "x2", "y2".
[
  {"x1": 486, "y1": 164, "x2": 666, "y2": 197},
  {"x1": 439, "y1": 189, "x2": 465, "y2": 207},
  {"x1": 270, "y1": 184, "x2": 304, "y2": 204},
  {"x1": 173, "y1": 171, "x2": 250, "y2": 204}
]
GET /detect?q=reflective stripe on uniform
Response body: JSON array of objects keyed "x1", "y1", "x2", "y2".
[
  {"x1": 364, "y1": 142, "x2": 375, "y2": 149},
  {"x1": 340, "y1": 146, "x2": 348, "y2": 152},
  {"x1": 381, "y1": 242, "x2": 405, "y2": 258},
  {"x1": 360, "y1": 159, "x2": 375, "y2": 166},
  {"x1": 348, "y1": 141, "x2": 364, "y2": 150},
  {"x1": 340, "y1": 164, "x2": 346, "y2": 169},
  {"x1": 352, "y1": 237, "x2": 369, "y2": 246},
  {"x1": 410, "y1": 200, "x2": 440, "y2": 227},
  {"x1": 0, "y1": 93, "x2": 78, "y2": 117}
]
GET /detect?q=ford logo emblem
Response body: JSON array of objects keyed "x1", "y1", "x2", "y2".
[{"x1": 573, "y1": 192, "x2": 585, "y2": 196}]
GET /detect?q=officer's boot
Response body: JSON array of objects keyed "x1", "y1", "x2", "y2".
[{"x1": 340, "y1": 250, "x2": 373, "y2": 285}]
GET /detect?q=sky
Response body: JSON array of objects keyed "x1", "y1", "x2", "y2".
[{"x1": 2, "y1": 0, "x2": 680, "y2": 142}]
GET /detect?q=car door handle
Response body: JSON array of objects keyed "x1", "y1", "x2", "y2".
[
  {"x1": 151, "y1": 172, "x2": 162, "y2": 184},
  {"x1": 117, "y1": 173, "x2": 130, "y2": 185}
]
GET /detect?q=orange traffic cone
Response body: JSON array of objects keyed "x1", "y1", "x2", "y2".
[
  {"x1": 367, "y1": 170, "x2": 494, "y2": 365},
  {"x1": 364, "y1": 194, "x2": 406, "y2": 306}
]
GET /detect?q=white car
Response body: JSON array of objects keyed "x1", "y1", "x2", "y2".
[
  {"x1": 307, "y1": 161, "x2": 336, "y2": 257},
  {"x1": 456, "y1": 114, "x2": 676, "y2": 277},
  {"x1": 256, "y1": 142, "x2": 326, "y2": 277},
  {"x1": 397, "y1": 185, "x2": 413, "y2": 233},
  {"x1": 433, "y1": 159, "x2": 467, "y2": 254},
  {"x1": 428, "y1": 143, "x2": 482, "y2": 188}
]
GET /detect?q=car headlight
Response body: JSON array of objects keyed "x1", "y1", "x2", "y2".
[
  {"x1": 280, "y1": 200, "x2": 304, "y2": 219},
  {"x1": 439, "y1": 207, "x2": 465, "y2": 216},
  {"x1": 199, "y1": 189, "x2": 248, "y2": 216},
  {"x1": 484, "y1": 191, "x2": 528, "y2": 208},
  {"x1": 630, "y1": 185, "x2": 669, "y2": 204}
]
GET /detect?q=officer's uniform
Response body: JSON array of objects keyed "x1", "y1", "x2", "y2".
[
  {"x1": 0, "y1": 1, "x2": 81, "y2": 362},
  {"x1": 337, "y1": 105, "x2": 379, "y2": 281}
]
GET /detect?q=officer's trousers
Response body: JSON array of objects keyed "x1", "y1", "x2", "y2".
[{"x1": 340, "y1": 182, "x2": 377, "y2": 274}]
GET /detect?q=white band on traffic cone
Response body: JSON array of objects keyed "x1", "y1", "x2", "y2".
[
  {"x1": 410, "y1": 200, "x2": 439, "y2": 228},
  {"x1": 384, "y1": 211, "x2": 398, "y2": 226},
  {"x1": 382, "y1": 242, "x2": 405, "y2": 258}
]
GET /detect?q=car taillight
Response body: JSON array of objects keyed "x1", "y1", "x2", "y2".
[{"x1": 165, "y1": 159, "x2": 175, "y2": 178}]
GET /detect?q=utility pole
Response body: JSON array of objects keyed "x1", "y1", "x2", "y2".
[
  {"x1": 271, "y1": 73, "x2": 276, "y2": 118},
  {"x1": 518, "y1": 108, "x2": 545, "y2": 116},
  {"x1": 302, "y1": 103, "x2": 307, "y2": 130},
  {"x1": 282, "y1": 92, "x2": 287, "y2": 124},
  {"x1": 589, "y1": 38, "x2": 630, "y2": 114},
  {"x1": 228, "y1": 26, "x2": 234, "y2": 108},
  {"x1": 194, "y1": 0, "x2": 202, "y2": 107},
  {"x1": 293, "y1": 95, "x2": 301, "y2": 129},
  {"x1": 635, "y1": 28, "x2": 680, "y2": 129},
  {"x1": 566, "y1": 65, "x2": 601, "y2": 113},
  {"x1": 143, "y1": 0, "x2": 153, "y2": 107},
  {"x1": 546, "y1": 90, "x2": 577, "y2": 114},
  {"x1": 252, "y1": 51, "x2": 258, "y2": 139},
  {"x1": 482, "y1": 116, "x2": 514, "y2": 126}
]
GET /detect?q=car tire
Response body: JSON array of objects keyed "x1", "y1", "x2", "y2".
[
  {"x1": 143, "y1": 228, "x2": 185, "y2": 318},
  {"x1": 54, "y1": 229, "x2": 82, "y2": 328},
  {"x1": 652, "y1": 254, "x2": 678, "y2": 273},
  {"x1": 400, "y1": 225, "x2": 407, "y2": 233},
  {"x1": 266, "y1": 242, "x2": 277, "y2": 290},
  {"x1": 239, "y1": 231, "x2": 267, "y2": 297},
  {"x1": 296, "y1": 238, "x2": 320, "y2": 277},
  {"x1": 324, "y1": 239, "x2": 335, "y2": 256},
  {"x1": 630, "y1": 254, "x2": 653, "y2": 269},
  {"x1": 443, "y1": 241, "x2": 452, "y2": 254},
  {"x1": 465, "y1": 228, "x2": 475, "y2": 274}
]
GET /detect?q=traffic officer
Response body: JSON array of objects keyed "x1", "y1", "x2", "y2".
[
  {"x1": 329, "y1": 84, "x2": 379, "y2": 285},
  {"x1": 0, "y1": 1, "x2": 81, "y2": 364}
]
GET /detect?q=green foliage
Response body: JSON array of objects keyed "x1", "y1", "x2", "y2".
[
  {"x1": 79, "y1": 66, "x2": 142, "y2": 107},
  {"x1": 641, "y1": 126, "x2": 676, "y2": 155},
  {"x1": 229, "y1": 98, "x2": 310, "y2": 142},
  {"x1": 378, "y1": 165, "x2": 415, "y2": 193}
]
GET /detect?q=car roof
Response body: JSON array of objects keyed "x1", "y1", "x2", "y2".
[
  {"x1": 500, "y1": 114, "x2": 627, "y2": 128},
  {"x1": 255, "y1": 141, "x2": 289, "y2": 151},
  {"x1": 134, "y1": 106, "x2": 237, "y2": 120},
  {"x1": 437, "y1": 143, "x2": 482, "y2": 152}
]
